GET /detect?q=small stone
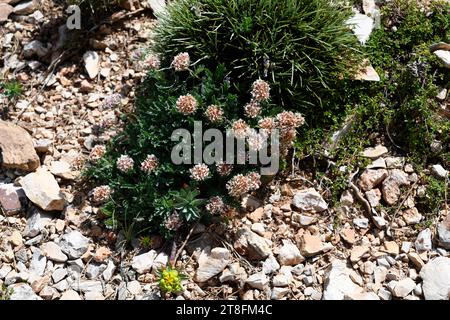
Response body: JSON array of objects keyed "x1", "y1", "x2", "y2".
[
  {"x1": 23, "y1": 40, "x2": 48, "y2": 58},
  {"x1": 385, "y1": 157, "x2": 405, "y2": 168},
  {"x1": 436, "y1": 88, "x2": 447, "y2": 101},
  {"x1": 60, "y1": 290, "x2": 81, "y2": 300},
  {"x1": 9, "y1": 230, "x2": 23, "y2": 247},
  {"x1": 361, "y1": 261, "x2": 375, "y2": 275},
  {"x1": 401, "y1": 242, "x2": 412, "y2": 254},
  {"x1": 420, "y1": 257, "x2": 450, "y2": 300},
  {"x1": 392, "y1": 278, "x2": 416, "y2": 298},
  {"x1": 93, "y1": 246, "x2": 111, "y2": 263},
  {"x1": 70, "y1": 280, "x2": 103, "y2": 293},
  {"x1": 49, "y1": 161, "x2": 77, "y2": 180},
  {"x1": 234, "y1": 227, "x2": 272, "y2": 260},
  {"x1": 431, "y1": 164, "x2": 448, "y2": 180},
  {"x1": 415, "y1": 228, "x2": 432, "y2": 252},
  {"x1": 131, "y1": 250, "x2": 157, "y2": 274},
  {"x1": 377, "y1": 287, "x2": 392, "y2": 300},
  {"x1": 127, "y1": 280, "x2": 142, "y2": 295},
  {"x1": 102, "y1": 260, "x2": 116, "y2": 281},
  {"x1": 195, "y1": 247, "x2": 231, "y2": 282},
  {"x1": 345, "y1": 291, "x2": 380, "y2": 300},
  {"x1": 381, "y1": 241, "x2": 399, "y2": 256},
  {"x1": 353, "y1": 218, "x2": 369, "y2": 229},
  {"x1": 360, "y1": 145, "x2": 388, "y2": 159},
  {"x1": 300, "y1": 232, "x2": 323, "y2": 257},
  {"x1": 20, "y1": 168, "x2": 65, "y2": 211},
  {"x1": 381, "y1": 169, "x2": 409, "y2": 205},
  {"x1": 41, "y1": 242, "x2": 67, "y2": 263},
  {"x1": 434, "y1": 50, "x2": 450, "y2": 69},
  {"x1": 0, "y1": 120, "x2": 40, "y2": 171},
  {"x1": 277, "y1": 240, "x2": 304, "y2": 266},
  {"x1": 367, "y1": 158, "x2": 386, "y2": 169},
  {"x1": 0, "y1": 184, "x2": 26, "y2": 215},
  {"x1": 323, "y1": 260, "x2": 363, "y2": 300},
  {"x1": 340, "y1": 190, "x2": 354, "y2": 206},
  {"x1": 8, "y1": 283, "x2": 42, "y2": 300},
  {"x1": 251, "y1": 223, "x2": 265, "y2": 236},
  {"x1": 0, "y1": 3, "x2": 13, "y2": 22},
  {"x1": 437, "y1": 215, "x2": 450, "y2": 249},
  {"x1": 292, "y1": 188, "x2": 328, "y2": 213},
  {"x1": 52, "y1": 268, "x2": 68, "y2": 283},
  {"x1": 248, "y1": 207, "x2": 264, "y2": 222},
  {"x1": 58, "y1": 230, "x2": 89, "y2": 259},
  {"x1": 246, "y1": 273, "x2": 269, "y2": 290},
  {"x1": 291, "y1": 213, "x2": 317, "y2": 226},
  {"x1": 365, "y1": 189, "x2": 381, "y2": 207},
  {"x1": 340, "y1": 228, "x2": 357, "y2": 244},
  {"x1": 39, "y1": 286, "x2": 58, "y2": 300},
  {"x1": 13, "y1": 0, "x2": 39, "y2": 15},
  {"x1": 262, "y1": 255, "x2": 280, "y2": 275},
  {"x1": 84, "y1": 291, "x2": 105, "y2": 300},
  {"x1": 346, "y1": 13, "x2": 374, "y2": 45},
  {"x1": 219, "y1": 262, "x2": 247, "y2": 284},
  {"x1": 402, "y1": 207, "x2": 422, "y2": 225},
  {"x1": 86, "y1": 263, "x2": 106, "y2": 279},
  {"x1": 23, "y1": 209, "x2": 52, "y2": 238},
  {"x1": 29, "y1": 250, "x2": 46, "y2": 276},
  {"x1": 354, "y1": 63, "x2": 380, "y2": 81},
  {"x1": 350, "y1": 246, "x2": 369, "y2": 263},
  {"x1": 83, "y1": 51, "x2": 100, "y2": 79},
  {"x1": 373, "y1": 216, "x2": 386, "y2": 229},
  {"x1": 359, "y1": 169, "x2": 388, "y2": 191},
  {"x1": 272, "y1": 273, "x2": 291, "y2": 287},
  {"x1": 271, "y1": 287, "x2": 290, "y2": 300},
  {"x1": 146, "y1": 0, "x2": 166, "y2": 15}
]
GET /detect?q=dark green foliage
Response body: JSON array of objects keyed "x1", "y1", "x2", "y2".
[
  {"x1": 0, "y1": 80, "x2": 23, "y2": 100},
  {"x1": 154, "y1": 0, "x2": 363, "y2": 124},
  {"x1": 67, "y1": 0, "x2": 121, "y2": 14}
]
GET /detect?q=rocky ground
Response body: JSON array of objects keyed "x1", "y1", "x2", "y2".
[{"x1": 1, "y1": 0, "x2": 449, "y2": 300}]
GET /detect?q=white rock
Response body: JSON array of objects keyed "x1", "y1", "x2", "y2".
[
  {"x1": 323, "y1": 260, "x2": 363, "y2": 300},
  {"x1": 23, "y1": 209, "x2": 52, "y2": 237},
  {"x1": 23, "y1": 40, "x2": 48, "y2": 58},
  {"x1": 84, "y1": 291, "x2": 105, "y2": 300},
  {"x1": 52, "y1": 268, "x2": 68, "y2": 283},
  {"x1": 354, "y1": 63, "x2": 380, "y2": 81},
  {"x1": 415, "y1": 228, "x2": 432, "y2": 252},
  {"x1": 29, "y1": 249, "x2": 46, "y2": 276},
  {"x1": 246, "y1": 273, "x2": 269, "y2": 290},
  {"x1": 367, "y1": 158, "x2": 386, "y2": 169},
  {"x1": 83, "y1": 51, "x2": 100, "y2": 79},
  {"x1": 378, "y1": 287, "x2": 392, "y2": 300},
  {"x1": 58, "y1": 230, "x2": 89, "y2": 259},
  {"x1": 392, "y1": 278, "x2": 416, "y2": 298},
  {"x1": 70, "y1": 280, "x2": 103, "y2": 293},
  {"x1": 60, "y1": 290, "x2": 81, "y2": 300},
  {"x1": 431, "y1": 164, "x2": 448, "y2": 180},
  {"x1": 360, "y1": 145, "x2": 388, "y2": 159},
  {"x1": 151, "y1": 252, "x2": 169, "y2": 274},
  {"x1": 437, "y1": 215, "x2": 450, "y2": 249},
  {"x1": 127, "y1": 280, "x2": 142, "y2": 295},
  {"x1": 420, "y1": 257, "x2": 450, "y2": 300},
  {"x1": 362, "y1": 0, "x2": 376, "y2": 15},
  {"x1": 262, "y1": 255, "x2": 280, "y2": 274},
  {"x1": 13, "y1": 0, "x2": 39, "y2": 15},
  {"x1": 346, "y1": 13, "x2": 374, "y2": 45},
  {"x1": 353, "y1": 218, "x2": 369, "y2": 229},
  {"x1": 102, "y1": 260, "x2": 116, "y2": 281},
  {"x1": 292, "y1": 188, "x2": 328, "y2": 213},
  {"x1": 194, "y1": 247, "x2": 231, "y2": 282},
  {"x1": 147, "y1": 0, "x2": 166, "y2": 16},
  {"x1": 41, "y1": 242, "x2": 68, "y2": 263},
  {"x1": 434, "y1": 50, "x2": 450, "y2": 68},
  {"x1": 20, "y1": 168, "x2": 65, "y2": 211},
  {"x1": 277, "y1": 240, "x2": 304, "y2": 266},
  {"x1": 8, "y1": 283, "x2": 42, "y2": 300},
  {"x1": 271, "y1": 287, "x2": 290, "y2": 300},
  {"x1": 131, "y1": 250, "x2": 157, "y2": 274}
]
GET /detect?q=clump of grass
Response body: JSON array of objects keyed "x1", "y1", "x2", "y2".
[{"x1": 0, "y1": 80, "x2": 23, "y2": 100}]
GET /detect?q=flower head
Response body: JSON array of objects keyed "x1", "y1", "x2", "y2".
[
  {"x1": 276, "y1": 111, "x2": 305, "y2": 129},
  {"x1": 145, "y1": 54, "x2": 161, "y2": 70},
  {"x1": 244, "y1": 101, "x2": 262, "y2": 118},
  {"x1": 103, "y1": 93, "x2": 122, "y2": 108},
  {"x1": 247, "y1": 130, "x2": 267, "y2": 151},
  {"x1": 205, "y1": 196, "x2": 226, "y2": 215},
  {"x1": 251, "y1": 79, "x2": 270, "y2": 101},
  {"x1": 176, "y1": 94, "x2": 197, "y2": 115},
  {"x1": 258, "y1": 117, "x2": 277, "y2": 135},
  {"x1": 116, "y1": 155, "x2": 134, "y2": 172},
  {"x1": 226, "y1": 174, "x2": 251, "y2": 198},
  {"x1": 90, "y1": 145, "x2": 106, "y2": 162},
  {"x1": 190, "y1": 163, "x2": 210, "y2": 181},
  {"x1": 246, "y1": 172, "x2": 261, "y2": 191},
  {"x1": 91, "y1": 185, "x2": 111, "y2": 203},
  {"x1": 216, "y1": 162, "x2": 233, "y2": 176},
  {"x1": 231, "y1": 119, "x2": 250, "y2": 139},
  {"x1": 205, "y1": 105, "x2": 224, "y2": 123},
  {"x1": 172, "y1": 52, "x2": 190, "y2": 71},
  {"x1": 140, "y1": 154, "x2": 158, "y2": 173},
  {"x1": 164, "y1": 213, "x2": 182, "y2": 231}
]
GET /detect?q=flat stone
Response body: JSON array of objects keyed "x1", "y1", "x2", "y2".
[
  {"x1": 195, "y1": 247, "x2": 231, "y2": 282},
  {"x1": 292, "y1": 188, "x2": 328, "y2": 213},
  {"x1": 20, "y1": 168, "x2": 65, "y2": 211},
  {"x1": 219, "y1": 262, "x2": 247, "y2": 284},
  {"x1": 392, "y1": 278, "x2": 416, "y2": 298},
  {"x1": 360, "y1": 145, "x2": 388, "y2": 159},
  {"x1": 262, "y1": 255, "x2": 280, "y2": 274},
  {"x1": 60, "y1": 290, "x2": 82, "y2": 300},
  {"x1": 41, "y1": 242, "x2": 68, "y2": 263},
  {"x1": 23, "y1": 209, "x2": 52, "y2": 237},
  {"x1": 58, "y1": 230, "x2": 89, "y2": 259},
  {"x1": 49, "y1": 160, "x2": 78, "y2": 180},
  {"x1": 434, "y1": 50, "x2": 450, "y2": 68},
  {"x1": 437, "y1": 215, "x2": 450, "y2": 249},
  {"x1": 353, "y1": 218, "x2": 369, "y2": 229},
  {"x1": 13, "y1": 0, "x2": 39, "y2": 14},
  {"x1": 0, "y1": 120, "x2": 40, "y2": 171},
  {"x1": 323, "y1": 260, "x2": 363, "y2": 300},
  {"x1": 402, "y1": 207, "x2": 422, "y2": 225},
  {"x1": 131, "y1": 250, "x2": 157, "y2": 274},
  {"x1": 0, "y1": 184, "x2": 26, "y2": 215},
  {"x1": 420, "y1": 257, "x2": 450, "y2": 300},
  {"x1": 344, "y1": 291, "x2": 380, "y2": 300},
  {"x1": 381, "y1": 169, "x2": 409, "y2": 205},
  {"x1": 340, "y1": 228, "x2": 357, "y2": 244},
  {"x1": 431, "y1": 164, "x2": 448, "y2": 180},
  {"x1": 271, "y1": 287, "x2": 290, "y2": 300},
  {"x1": 83, "y1": 51, "x2": 100, "y2": 79},
  {"x1": 415, "y1": 228, "x2": 432, "y2": 252},
  {"x1": 29, "y1": 249, "x2": 46, "y2": 276},
  {"x1": 84, "y1": 291, "x2": 105, "y2": 300},
  {"x1": 52, "y1": 268, "x2": 68, "y2": 283},
  {"x1": 70, "y1": 280, "x2": 103, "y2": 293},
  {"x1": 234, "y1": 227, "x2": 272, "y2": 260},
  {"x1": 23, "y1": 40, "x2": 48, "y2": 58},
  {"x1": 102, "y1": 260, "x2": 116, "y2": 281},
  {"x1": 365, "y1": 188, "x2": 381, "y2": 207},
  {"x1": 246, "y1": 273, "x2": 269, "y2": 290},
  {"x1": 381, "y1": 241, "x2": 399, "y2": 256},
  {"x1": 300, "y1": 232, "x2": 323, "y2": 257},
  {"x1": 346, "y1": 13, "x2": 374, "y2": 45},
  {"x1": 354, "y1": 63, "x2": 380, "y2": 81},
  {"x1": 8, "y1": 283, "x2": 42, "y2": 300},
  {"x1": 277, "y1": 240, "x2": 304, "y2": 266},
  {"x1": 367, "y1": 158, "x2": 386, "y2": 169},
  {"x1": 0, "y1": 3, "x2": 13, "y2": 22},
  {"x1": 359, "y1": 169, "x2": 388, "y2": 191},
  {"x1": 291, "y1": 213, "x2": 317, "y2": 226},
  {"x1": 350, "y1": 246, "x2": 369, "y2": 263}
]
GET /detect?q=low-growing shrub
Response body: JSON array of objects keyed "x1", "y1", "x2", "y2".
[{"x1": 67, "y1": 0, "x2": 121, "y2": 15}]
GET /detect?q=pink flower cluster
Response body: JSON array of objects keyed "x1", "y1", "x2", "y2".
[{"x1": 226, "y1": 172, "x2": 261, "y2": 198}]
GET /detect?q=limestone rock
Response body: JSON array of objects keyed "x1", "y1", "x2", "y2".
[
  {"x1": 20, "y1": 168, "x2": 65, "y2": 211},
  {"x1": 83, "y1": 51, "x2": 100, "y2": 79},
  {"x1": 0, "y1": 120, "x2": 40, "y2": 171},
  {"x1": 195, "y1": 247, "x2": 231, "y2": 282},
  {"x1": 13, "y1": 0, "x2": 39, "y2": 15},
  {"x1": 346, "y1": 13, "x2": 373, "y2": 45},
  {"x1": 420, "y1": 257, "x2": 450, "y2": 300},
  {"x1": 360, "y1": 145, "x2": 388, "y2": 159},
  {"x1": 292, "y1": 188, "x2": 328, "y2": 213},
  {"x1": 8, "y1": 283, "x2": 42, "y2": 300},
  {"x1": 41, "y1": 242, "x2": 68, "y2": 263},
  {"x1": 437, "y1": 215, "x2": 450, "y2": 249},
  {"x1": 234, "y1": 227, "x2": 272, "y2": 260},
  {"x1": 0, "y1": 3, "x2": 13, "y2": 22},
  {"x1": 277, "y1": 240, "x2": 304, "y2": 266},
  {"x1": 300, "y1": 232, "x2": 323, "y2": 257},
  {"x1": 0, "y1": 183, "x2": 26, "y2": 215},
  {"x1": 131, "y1": 250, "x2": 157, "y2": 274},
  {"x1": 323, "y1": 260, "x2": 363, "y2": 300},
  {"x1": 434, "y1": 50, "x2": 450, "y2": 68},
  {"x1": 359, "y1": 169, "x2": 388, "y2": 191},
  {"x1": 59, "y1": 230, "x2": 90, "y2": 259}
]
